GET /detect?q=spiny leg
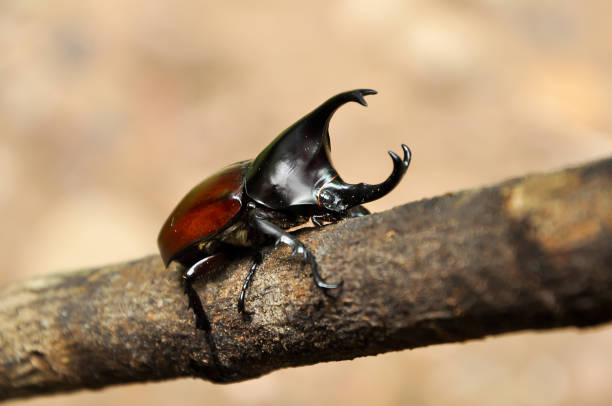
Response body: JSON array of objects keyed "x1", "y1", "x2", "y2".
[
  {"x1": 250, "y1": 208, "x2": 342, "y2": 292},
  {"x1": 237, "y1": 251, "x2": 263, "y2": 314},
  {"x1": 183, "y1": 253, "x2": 226, "y2": 331}
]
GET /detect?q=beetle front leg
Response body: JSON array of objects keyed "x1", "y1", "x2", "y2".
[{"x1": 249, "y1": 209, "x2": 343, "y2": 291}]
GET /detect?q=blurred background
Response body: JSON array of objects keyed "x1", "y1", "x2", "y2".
[{"x1": 2, "y1": 0, "x2": 612, "y2": 405}]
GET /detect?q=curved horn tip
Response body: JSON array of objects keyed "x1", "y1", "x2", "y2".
[
  {"x1": 388, "y1": 144, "x2": 412, "y2": 169},
  {"x1": 388, "y1": 150, "x2": 401, "y2": 163},
  {"x1": 359, "y1": 89, "x2": 378, "y2": 96},
  {"x1": 401, "y1": 144, "x2": 412, "y2": 167},
  {"x1": 354, "y1": 89, "x2": 378, "y2": 106}
]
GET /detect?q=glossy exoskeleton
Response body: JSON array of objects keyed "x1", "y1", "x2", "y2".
[{"x1": 158, "y1": 89, "x2": 411, "y2": 330}]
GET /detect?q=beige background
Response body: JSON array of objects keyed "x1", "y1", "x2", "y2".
[{"x1": 2, "y1": 1, "x2": 612, "y2": 405}]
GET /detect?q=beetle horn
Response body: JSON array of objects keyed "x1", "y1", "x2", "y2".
[
  {"x1": 244, "y1": 89, "x2": 379, "y2": 209},
  {"x1": 319, "y1": 144, "x2": 411, "y2": 211},
  {"x1": 308, "y1": 88, "x2": 377, "y2": 125}
]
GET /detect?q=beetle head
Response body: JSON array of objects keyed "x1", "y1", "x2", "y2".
[{"x1": 245, "y1": 89, "x2": 411, "y2": 213}]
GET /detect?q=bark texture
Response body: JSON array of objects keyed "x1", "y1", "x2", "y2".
[{"x1": 1, "y1": 157, "x2": 611, "y2": 401}]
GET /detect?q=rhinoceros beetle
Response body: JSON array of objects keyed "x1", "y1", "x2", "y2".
[{"x1": 158, "y1": 89, "x2": 411, "y2": 330}]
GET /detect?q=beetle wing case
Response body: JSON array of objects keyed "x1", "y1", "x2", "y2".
[{"x1": 157, "y1": 161, "x2": 251, "y2": 266}]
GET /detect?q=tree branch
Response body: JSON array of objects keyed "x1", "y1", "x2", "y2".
[{"x1": 1, "y1": 157, "x2": 611, "y2": 401}]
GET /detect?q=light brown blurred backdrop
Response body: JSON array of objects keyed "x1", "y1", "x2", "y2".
[{"x1": 2, "y1": 1, "x2": 612, "y2": 405}]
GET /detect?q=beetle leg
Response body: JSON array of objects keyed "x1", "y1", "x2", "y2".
[
  {"x1": 347, "y1": 205, "x2": 370, "y2": 218},
  {"x1": 184, "y1": 278, "x2": 210, "y2": 331},
  {"x1": 311, "y1": 215, "x2": 325, "y2": 227},
  {"x1": 250, "y1": 209, "x2": 343, "y2": 291},
  {"x1": 238, "y1": 251, "x2": 262, "y2": 314},
  {"x1": 184, "y1": 253, "x2": 226, "y2": 280},
  {"x1": 184, "y1": 253, "x2": 226, "y2": 331}
]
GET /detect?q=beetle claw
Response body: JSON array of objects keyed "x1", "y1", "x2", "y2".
[
  {"x1": 321, "y1": 279, "x2": 344, "y2": 295},
  {"x1": 315, "y1": 277, "x2": 343, "y2": 291},
  {"x1": 291, "y1": 244, "x2": 308, "y2": 262}
]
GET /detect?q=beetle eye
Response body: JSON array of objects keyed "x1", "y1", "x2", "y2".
[{"x1": 319, "y1": 189, "x2": 347, "y2": 212}]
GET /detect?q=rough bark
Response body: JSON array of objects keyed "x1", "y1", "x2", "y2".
[{"x1": 1, "y1": 157, "x2": 611, "y2": 401}]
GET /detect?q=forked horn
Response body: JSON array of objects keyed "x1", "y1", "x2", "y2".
[{"x1": 319, "y1": 144, "x2": 411, "y2": 211}]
